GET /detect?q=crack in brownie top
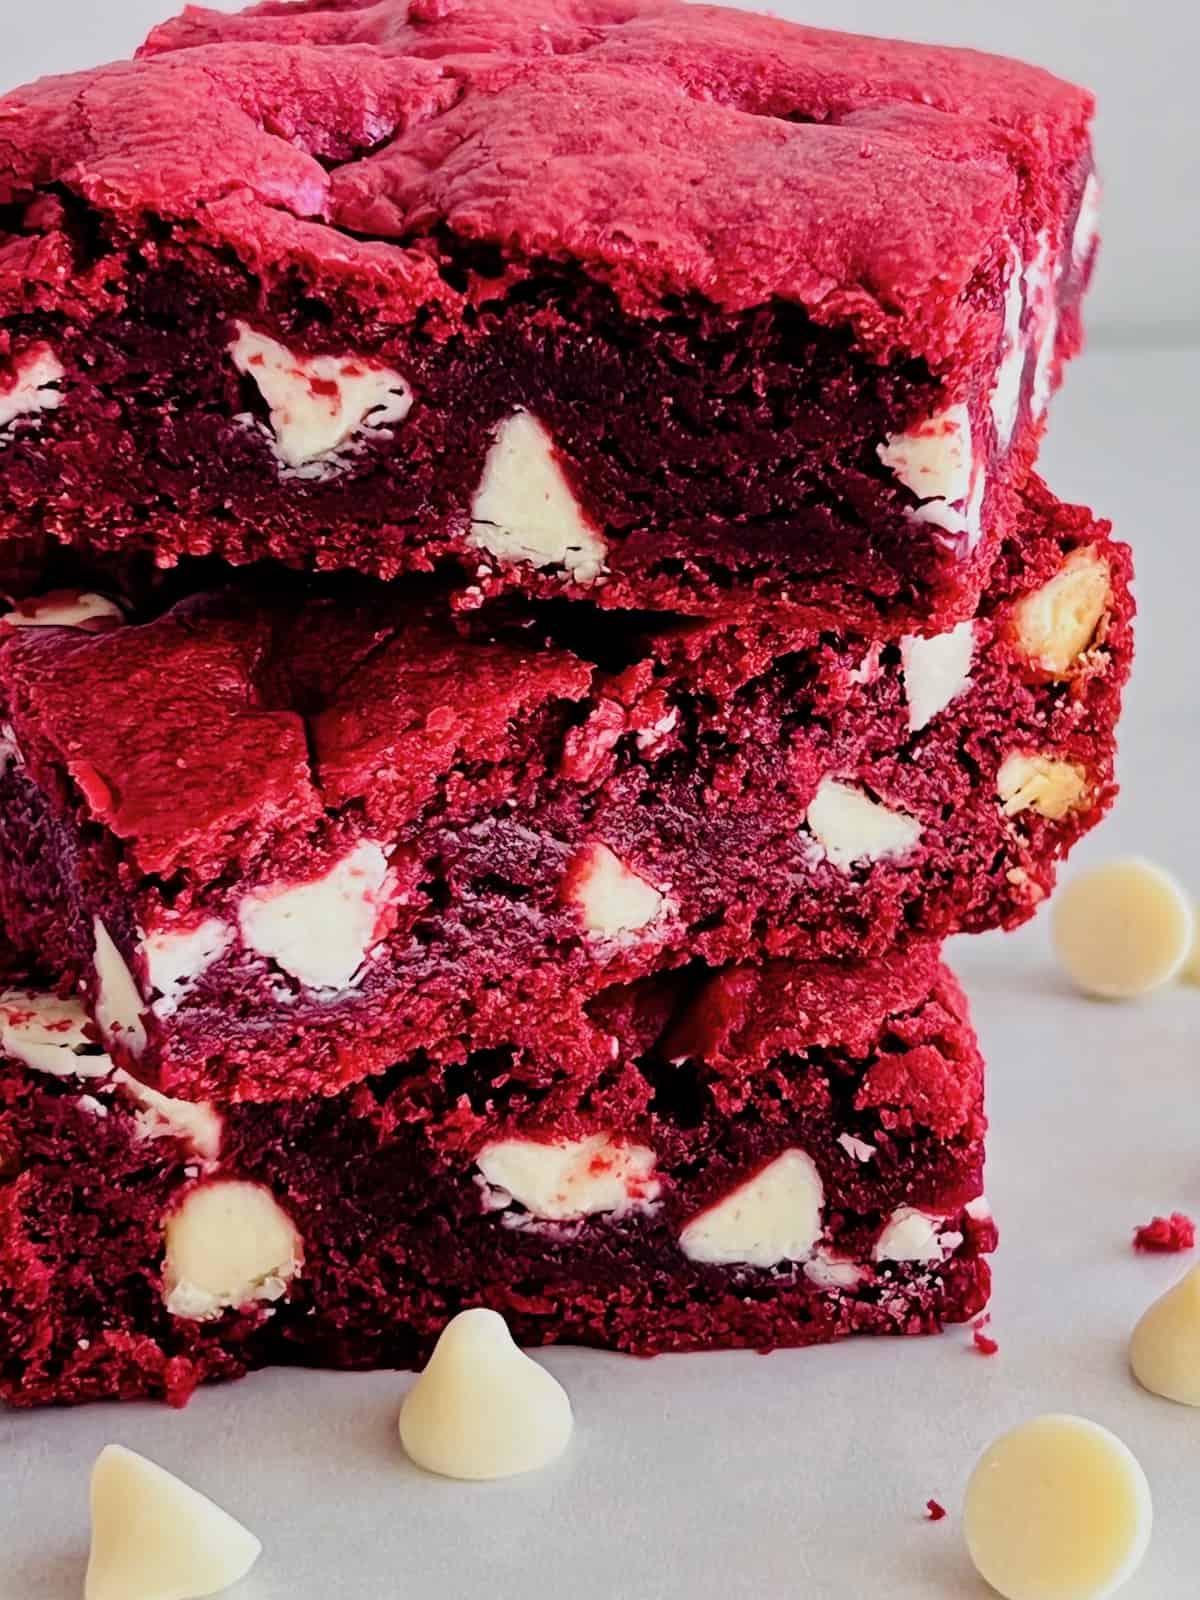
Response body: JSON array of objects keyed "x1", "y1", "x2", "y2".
[{"x1": 0, "y1": 0, "x2": 1093, "y2": 367}]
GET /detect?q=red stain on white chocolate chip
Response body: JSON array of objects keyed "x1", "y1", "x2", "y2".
[{"x1": 1133, "y1": 1213, "x2": 1196, "y2": 1253}]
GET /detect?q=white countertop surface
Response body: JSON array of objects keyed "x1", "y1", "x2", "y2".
[{"x1": 3, "y1": 344, "x2": 1198, "y2": 1600}]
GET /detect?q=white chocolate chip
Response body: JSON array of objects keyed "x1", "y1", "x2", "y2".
[
  {"x1": 141, "y1": 919, "x2": 234, "y2": 1016},
  {"x1": 900, "y1": 621, "x2": 975, "y2": 732},
  {"x1": 93, "y1": 917, "x2": 147, "y2": 1057},
  {"x1": 997, "y1": 753, "x2": 1089, "y2": 820},
  {"x1": 229, "y1": 323, "x2": 412, "y2": 473},
  {"x1": 1052, "y1": 859, "x2": 1195, "y2": 1000},
  {"x1": 965, "y1": 1196, "x2": 993, "y2": 1223},
  {"x1": 803, "y1": 1251, "x2": 866, "y2": 1291},
  {"x1": 873, "y1": 1206, "x2": 945, "y2": 1263},
  {"x1": 476, "y1": 1133, "x2": 660, "y2": 1222},
  {"x1": 119, "y1": 1075, "x2": 223, "y2": 1166},
  {"x1": 0, "y1": 346, "x2": 64, "y2": 436},
  {"x1": 1130, "y1": 1263, "x2": 1200, "y2": 1405},
  {"x1": 878, "y1": 404, "x2": 986, "y2": 550},
  {"x1": 567, "y1": 843, "x2": 667, "y2": 941},
  {"x1": 238, "y1": 841, "x2": 394, "y2": 992},
  {"x1": 679, "y1": 1148, "x2": 825, "y2": 1268},
  {"x1": 837, "y1": 1133, "x2": 876, "y2": 1163},
  {"x1": 468, "y1": 410, "x2": 608, "y2": 583},
  {"x1": 990, "y1": 244, "x2": 1026, "y2": 451},
  {"x1": 806, "y1": 778, "x2": 922, "y2": 870},
  {"x1": 398, "y1": 1308, "x2": 573, "y2": 1481},
  {"x1": 0, "y1": 988, "x2": 111, "y2": 1078},
  {"x1": 964, "y1": 1415, "x2": 1152, "y2": 1600},
  {"x1": 1185, "y1": 914, "x2": 1200, "y2": 986},
  {"x1": 2, "y1": 591, "x2": 123, "y2": 629},
  {"x1": 86, "y1": 1444, "x2": 261, "y2": 1600},
  {"x1": 162, "y1": 1180, "x2": 302, "y2": 1322},
  {"x1": 1012, "y1": 547, "x2": 1112, "y2": 676}
]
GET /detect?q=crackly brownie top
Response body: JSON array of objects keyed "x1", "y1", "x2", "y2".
[{"x1": 0, "y1": 0, "x2": 1092, "y2": 366}]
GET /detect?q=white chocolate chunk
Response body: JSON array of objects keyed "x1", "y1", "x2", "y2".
[
  {"x1": 86, "y1": 1444, "x2": 261, "y2": 1600},
  {"x1": 806, "y1": 778, "x2": 921, "y2": 870},
  {"x1": 1026, "y1": 231, "x2": 1060, "y2": 420},
  {"x1": 873, "y1": 1206, "x2": 945, "y2": 1263},
  {"x1": 1012, "y1": 547, "x2": 1111, "y2": 676},
  {"x1": 239, "y1": 841, "x2": 393, "y2": 992},
  {"x1": 964, "y1": 1415, "x2": 1152, "y2": 1600},
  {"x1": 1130, "y1": 1263, "x2": 1200, "y2": 1405},
  {"x1": 2, "y1": 591, "x2": 123, "y2": 629},
  {"x1": 0, "y1": 346, "x2": 64, "y2": 435},
  {"x1": 229, "y1": 323, "x2": 412, "y2": 471},
  {"x1": 679, "y1": 1148, "x2": 825, "y2": 1268},
  {"x1": 568, "y1": 843, "x2": 667, "y2": 940},
  {"x1": 878, "y1": 404, "x2": 985, "y2": 549},
  {"x1": 399, "y1": 1308, "x2": 573, "y2": 1481},
  {"x1": 477, "y1": 1133, "x2": 660, "y2": 1222},
  {"x1": 1072, "y1": 173, "x2": 1102, "y2": 270},
  {"x1": 93, "y1": 917, "x2": 147, "y2": 1057},
  {"x1": 990, "y1": 244, "x2": 1026, "y2": 451},
  {"x1": 469, "y1": 409, "x2": 608, "y2": 583},
  {"x1": 965, "y1": 1196, "x2": 994, "y2": 1223},
  {"x1": 0, "y1": 989, "x2": 110, "y2": 1078},
  {"x1": 998, "y1": 753, "x2": 1089, "y2": 820},
  {"x1": 838, "y1": 1133, "x2": 876, "y2": 1163},
  {"x1": 1052, "y1": 858, "x2": 1195, "y2": 1000},
  {"x1": 163, "y1": 1180, "x2": 302, "y2": 1321},
  {"x1": 141, "y1": 919, "x2": 234, "y2": 1016},
  {"x1": 119, "y1": 1075, "x2": 223, "y2": 1165},
  {"x1": 803, "y1": 1251, "x2": 866, "y2": 1291},
  {"x1": 900, "y1": 621, "x2": 975, "y2": 732}
]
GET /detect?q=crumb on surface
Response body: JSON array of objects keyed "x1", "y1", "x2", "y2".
[
  {"x1": 971, "y1": 1314, "x2": 999, "y2": 1356},
  {"x1": 1132, "y1": 1213, "x2": 1196, "y2": 1254},
  {"x1": 926, "y1": 1499, "x2": 948, "y2": 1522}
]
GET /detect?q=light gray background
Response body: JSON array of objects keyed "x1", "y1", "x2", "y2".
[
  {"x1": 0, "y1": 0, "x2": 1197, "y2": 338},
  {"x1": 1, "y1": 5, "x2": 1199, "y2": 1599}
]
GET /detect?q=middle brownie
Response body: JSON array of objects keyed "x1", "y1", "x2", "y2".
[{"x1": 0, "y1": 476, "x2": 1129, "y2": 1104}]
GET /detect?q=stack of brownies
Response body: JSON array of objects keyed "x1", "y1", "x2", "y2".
[{"x1": 0, "y1": 0, "x2": 1131, "y2": 1407}]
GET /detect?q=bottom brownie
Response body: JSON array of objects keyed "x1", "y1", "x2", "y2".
[{"x1": 0, "y1": 945, "x2": 995, "y2": 1408}]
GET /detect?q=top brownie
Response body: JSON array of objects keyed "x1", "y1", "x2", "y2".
[{"x1": 0, "y1": 0, "x2": 1097, "y2": 630}]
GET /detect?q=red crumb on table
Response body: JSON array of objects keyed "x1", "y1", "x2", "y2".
[
  {"x1": 926, "y1": 1500, "x2": 948, "y2": 1522},
  {"x1": 971, "y1": 1315, "x2": 999, "y2": 1356},
  {"x1": 1133, "y1": 1213, "x2": 1197, "y2": 1253}
]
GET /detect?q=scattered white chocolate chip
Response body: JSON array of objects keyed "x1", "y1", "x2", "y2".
[
  {"x1": 468, "y1": 409, "x2": 608, "y2": 583},
  {"x1": 1130, "y1": 1263, "x2": 1200, "y2": 1405},
  {"x1": 873, "y1": 1206, "x2": 946, "y2": 1263},
  {"x1": 900, "y1": 621, "x2": 975, "y2": 733},
  {"x1": 679, "y1": 1148, "x2": 825, "y2": 1268},
  {"x1": 568, "y1": 843, "x2": 667, "y2": 941},
  {"x1": 238, "y1": 841, "x2": 394, "y2": 992},
  {"x1": 964, "y1": 1415, "x2": 1152, "y2": 1600},
  {"x1": 2, "y1": 591, "x2": 123, "y2": 629},
  {"x1": 229, "y1": 323, "x2": 412, "y2": 473},
  {"x1": 837, "y1": 1133, "x2": 876, "y2": 1164},
  {"x1": 806, "y1": 778, "x2": 922, "y2": 870},
  {"x1": 990, "y1": 243, "x2": 1026, "y2": 452},
  {"x1": 93, "y1": 917, "x2": 147, "y2": 1057},
  {"x1": 141, "y1": 919, "x2": 234, "y2": 1016},
  {"x1": 878, "y1": 404, "x2": 985, "y2": 549},
  {"x1": 0, "y1": 988, "x2": 110, "y2": 1078},
  {"x1": 1052, "y1": 859, "x2": 1195, "y2": 1000},
  {"x1": 162, "y1": 1180, "x2": 302, "y2": 1322},
  {"x1": 120, "y1": 1075, "x2": 223, "y2": 1166},
  {"x1": 476, "y1": 1133, "x2": 660, "y2": 1222},
  {"x1": 802, "y1": 1250, "x2": 866, "y2": 1291},
  {"x1": 997, "y1": 753, "x2": 1089, "y2": 820},
  {"x1": 86, "y1": 1444, "x2": 261, "y2": 1600},
  {"x1": 1012, "y1": 547, "x2": 1111, "y2": 676},
  {"x1": 0, "y1": 346, "x2": 65, "y2": 436},
  {"x1": 398, "y1": 1308, "x2": 573, "y2": 1481}
]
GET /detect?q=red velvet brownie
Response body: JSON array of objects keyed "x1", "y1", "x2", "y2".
[
  {"x1": 0, "y1": 0, "x2": 1098, "y2": 631},
  {"x1": 0, "y1": 478, "x2": 1130, "y2": 1104},
  {"x1": 0, "y1": 944, "x2": 996, "y2": 1408}
]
